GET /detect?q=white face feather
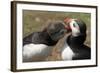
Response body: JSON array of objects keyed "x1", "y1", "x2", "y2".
[{"x1": 70, "y1": 20, "x2": 80, "y2": 36}]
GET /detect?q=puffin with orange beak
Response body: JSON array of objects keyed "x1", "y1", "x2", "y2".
[{"x1": 61, "y1": 17, "x2": 91, "y2": 60}]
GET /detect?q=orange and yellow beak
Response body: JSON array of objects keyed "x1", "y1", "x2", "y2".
[
  {"x1": 65, "y1": 24, "x2": 71, "y2": 32},
  {"x1": 64, "y1": 17, "x2": 72, "y2": 32}
]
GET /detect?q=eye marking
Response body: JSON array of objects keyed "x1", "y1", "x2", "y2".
[
  {"x1": 60, "y1": 29, "x2": 65, "y2": 34},
  {"x1": 73, "y1": 23, "x2": 76, "y2": 27}
]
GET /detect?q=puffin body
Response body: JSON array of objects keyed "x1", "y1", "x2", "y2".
[
  {"x1": 23, "y1": 44, "x2": 53, "y2": 62},
  {"x1": 61, "y1": 35, "x2": 91, "y2": 60},
  {"x1": 61, "y1": 18, "x2": 91, "y2": 60},
  {"x1": 61, "y1": 41, "x2": 75, "y2": 60},
  {"x1": 23, "y1": 21, "x2": 67, "y2": 62}
]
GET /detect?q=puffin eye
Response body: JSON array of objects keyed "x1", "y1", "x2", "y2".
[
  {"x1": 73, "y1": 23, "x2": 76, "y2": 27},
  {"x1": 60, "y1": 30, "x2": 65, "y2": 34}
]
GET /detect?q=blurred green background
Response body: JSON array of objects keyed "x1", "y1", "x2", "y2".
[{"x1": 23, "y1": 10, "x2": 91, "y2": 61}]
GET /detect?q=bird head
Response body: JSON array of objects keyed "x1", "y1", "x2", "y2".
[
  {"x1": 43, "y1": 21, "x2": 69, "y2": 41},
  {"x1": 64, "y1": 17, "x2": 87, "y2": 36}
]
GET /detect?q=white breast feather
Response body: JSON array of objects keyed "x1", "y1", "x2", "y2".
[
  {"x1": 23, "y1": 44, "x2": 53, "y2": 61},
  {"x1": 61, "y1": 42, "x2": 75, "y2": 60}
]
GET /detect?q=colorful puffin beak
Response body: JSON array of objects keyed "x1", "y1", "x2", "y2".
[
  {"x1": 64, "y1": 17, "x2": 72, "y2": 24},
  {"x1": 64, "y1": 17, "x2": 72, "y2": 32},
  {"x1": 65, "y1": 24, "x2": 71, "y2": 32}
]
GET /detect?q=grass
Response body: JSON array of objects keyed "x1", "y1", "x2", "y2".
[{"x1": 23, "y1": 10, "x2": 91, "y2": 61}]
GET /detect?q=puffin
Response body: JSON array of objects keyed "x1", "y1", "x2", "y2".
[
  {"x1": 23, "y1": 21, "x2": 68, "y2": 62},
  {"x1": 61, "y1": 18, "x2": 91, "y2": 60}
]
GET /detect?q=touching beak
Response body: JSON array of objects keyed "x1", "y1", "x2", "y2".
[
  {"x1": 65, "y1": 24, "x2": 71, "y2": 33},
  {"x1": 64, "y1": 17, "x2": 72, "y2": 32}
]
